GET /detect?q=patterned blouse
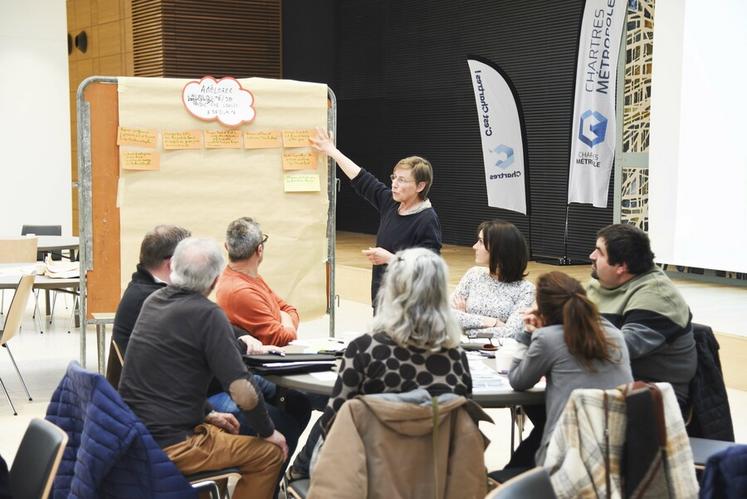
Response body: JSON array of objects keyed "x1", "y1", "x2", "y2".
[
  {"x1": 452, "y1": 266, "x2": 535, "y2": 338},
  {"x1": 318, "y1": 331, "x2": 472, "y2": 435}
]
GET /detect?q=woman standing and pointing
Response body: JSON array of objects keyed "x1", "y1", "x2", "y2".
[{"x1": 310, "y1": 128, "x2": 442, "y2": 306}]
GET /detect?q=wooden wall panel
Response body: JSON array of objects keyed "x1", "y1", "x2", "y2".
[
  {"x1": 84, "y1": 82, "x2": 121, "y2": 316},
  {"x1": 67, "y1": 0, "x2": 134, "y2": 234},
  {"x1": 132, "y1": 0, "x2": 281, "y2": 78},
  {"x1": 131, "y1": 0, "x2": 164, "y2": 76}
]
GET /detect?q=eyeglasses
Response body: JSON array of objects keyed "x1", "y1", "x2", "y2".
[
  {"x1": 389, "y1": 174, "x2": 415, "y2": 184},
  {"x1": 262, "y1": 233, "x2": 269, "y2": 244}
]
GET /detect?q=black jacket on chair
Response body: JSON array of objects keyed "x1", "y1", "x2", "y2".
[{"x1": 686, "y1": 323, "x2": 734, "y2": 441}]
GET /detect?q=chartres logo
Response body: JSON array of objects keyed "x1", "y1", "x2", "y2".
[
  {"x1": 578, "y1": 110, "x2": 607, "y2": 148},
  {"x1": 182, "y1": 76, "x2": 255, "y2": 128},
  {"x1": 492, "y1": 144, "x2": 514, "y2": 169}
]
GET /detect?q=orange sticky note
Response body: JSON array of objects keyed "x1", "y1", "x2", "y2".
[
  {"x1": 162, "y1": 130, "x2": 204, "y2": 150},
  {"x1": 284, "y1": 173, "x2": 321, "y2": 192},
  {"x1": 243, "y1": 130, "x2": 282, "y2": 149},
  {"x1": 205, "y1": 129, "x2": 242, "y2": 149},
  {"x1": 121, "y1": 151, "x2": 160, "y2": 171},
  {"x1": 282, "y1": 129, "x2": 314, "y2": 148},
  {"x1": 117, "y1": 127, "x2": 157, "y2": 148},
  {"x1": 282, "y1": 151, "x2": 316, "y2": 170}
]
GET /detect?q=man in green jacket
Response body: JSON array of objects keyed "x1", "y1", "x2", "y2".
[{"x1": 586, "y1": 224, "x2": 696, "y2": 411}]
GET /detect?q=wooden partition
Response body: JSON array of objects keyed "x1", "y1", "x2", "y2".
[
  {"x1": 76, "y1": 76, "x2": 338, "y2": 366},
  {"x1": 84, "y1": 81, "x2": 122, "y2": 317}
]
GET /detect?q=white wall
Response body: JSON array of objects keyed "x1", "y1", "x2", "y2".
[
  {"x1": 649, "y1": 0, "x2": 747, "y2": 273},
  {"x1": 0, "y1": 1, "x2": 72, "y2": 236}
]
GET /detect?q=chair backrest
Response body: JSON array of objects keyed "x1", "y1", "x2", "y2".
[
  {"x1": 20, "y1": 225, "x2": 62, "y2": 236},
  {"x1": 9, "y1": 418, "x2": 68, "y2": 499},
  {"x1": 105, "y1": 338, "x2": 125, "y2": 389},
  {"x1": 46, "y1": 361, "x2": 197, "y2": 498},
  {"x1": 0, "y1": 238, "x2": 38, "y2": 263},
  {"x1": 20, "y1": 225, "x2": 62, "y2": 261},
  {"x1": 1, "y1": 274, "x2": 35, "y2": 345},
  {"x1": 543, "y1": 382, "x2": 699, "y2": 498},
  {"x1": 310, "y1": 391, "x2": 490, "y2": 499},
  {"x1": 687, "y1": 322, "x2": 734, "y2": 441},
  {"x1": 486, "y1": 468, "x2": 556, "y2": 499}
]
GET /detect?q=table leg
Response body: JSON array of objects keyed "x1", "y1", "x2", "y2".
[
  {"x1": 510, "y1": 406, "x2": 515, "y2": 452},
  {"x1": 45, "y1": 290, "x2": 51, "y2": 322},
  {"x1": 96, "y1": 324, "x2": 106, "y2": 374}
]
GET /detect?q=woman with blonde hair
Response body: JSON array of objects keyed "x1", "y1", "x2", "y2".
[
  {"x1": 310, "y1": 128, "x2": 441, "y2": 306},
  {"x1": 289, "y1": 248, "x2": 471, "y2": 479}
]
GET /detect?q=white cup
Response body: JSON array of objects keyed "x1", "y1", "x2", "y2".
[{"x1": 494, "y1": 348, "x2": 514, "y2": 374}]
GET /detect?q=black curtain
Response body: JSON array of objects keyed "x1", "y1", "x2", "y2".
[{"x1": 283, "y1": 0, "x2": 613, "y2": 261}]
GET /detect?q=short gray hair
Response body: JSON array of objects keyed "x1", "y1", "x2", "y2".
[
  {"x1": 225, "y1": 217, "x2": 263, "y2": 262},
  {"x1": 169, "y1": 237, "x2": 225, "y2": 294},
  {"x1": 371, "y1": 248, "x2": 461, "y2": 349}
]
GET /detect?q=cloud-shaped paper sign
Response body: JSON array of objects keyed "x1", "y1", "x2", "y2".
[{"x1": 182, "y1": 76, "x2": 255, "y2": 127}]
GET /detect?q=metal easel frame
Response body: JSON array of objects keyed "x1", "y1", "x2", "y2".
[{"x1": 76, "y1": 76, "x2": 338, "y2": 367}]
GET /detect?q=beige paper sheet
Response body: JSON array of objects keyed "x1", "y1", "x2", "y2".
[{"x1": 117, "y1": 77, "x2": 329, "y2": 320}]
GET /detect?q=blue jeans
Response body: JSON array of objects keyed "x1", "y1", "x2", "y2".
[{"x1": 207, "y1": 377, "x2": 311, "y2": 462}]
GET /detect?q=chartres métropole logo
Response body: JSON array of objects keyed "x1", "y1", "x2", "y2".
[
  {"x1": 578, "y1": 110, "x2": 608, "y2": 148},
  {"x1": 492, "y1": 144, "x2": 515, "y2": 169}
]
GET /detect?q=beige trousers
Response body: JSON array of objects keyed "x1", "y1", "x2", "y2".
[{"x1": 164, "y1": 423, "x2": 284, "y2": 499}]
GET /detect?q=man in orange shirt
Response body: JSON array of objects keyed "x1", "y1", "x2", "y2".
[{"x1": 216, "y1": 217, "x2": 299, "y2": 347}]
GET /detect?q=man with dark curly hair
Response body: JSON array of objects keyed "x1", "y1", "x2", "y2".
[{"x1": 586, "y1": 223, "x2": 696, "y2": 411}]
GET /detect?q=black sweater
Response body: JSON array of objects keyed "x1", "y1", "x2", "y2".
[
  {"x1": 350, "y1": 169, "x2": 442, "y2": 301},
  {"x1": 112, "y1": 264, "x2": 165, "y2": 356}
]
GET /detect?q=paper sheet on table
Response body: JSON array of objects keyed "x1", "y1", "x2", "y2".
[
  {"x1": 467, "y1": 350, "x2": 544, "y2": 392},
  {"x1": 117, "y1": 77, "x2": 329, "y2": 320},
  {"x1": 468, "y1": 358, "x2": 515, "y2": 392},
  {"x1": 310, "y1": 371, "x2": 338, "y2": 382},
  {"x1": 289, "y1": 336, "x2": 349, "y2": 353},
  {"x1": 44, "y1": 256, "x2": 79, "y2": 278}
]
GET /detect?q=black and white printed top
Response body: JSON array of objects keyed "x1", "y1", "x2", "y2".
[
  {"x1": 452, "y1": 267, "x2": 535, "y2": 338},
  {"x1": 319, "y1": 331, "x2": 473, "y2": 434}
]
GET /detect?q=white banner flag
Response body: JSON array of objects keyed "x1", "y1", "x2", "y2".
[
  {"x1": 467, "y1": 58, "x2": 527, "y2": 215},
  {"x1": 567, "y1": 0, "x2": 626, "y2": 207}
]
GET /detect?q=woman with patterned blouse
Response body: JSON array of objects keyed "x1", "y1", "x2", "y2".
[
  {"x1": 452, "y1": 220, "x2": 535, "y2": 339},
  {"x1": 289, "y1": 248, "x2": 472, "y2": 479}
]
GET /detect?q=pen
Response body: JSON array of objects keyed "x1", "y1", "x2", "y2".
[{"x1": 269, "y1": 350, "x2": 286, "y2": 357}]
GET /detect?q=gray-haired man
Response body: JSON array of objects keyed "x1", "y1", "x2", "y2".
[
  {"x1": 119, "y1": 238, "x2": 287, "y2": 499},
  {"x1": 216, "y1": 217, "x2": 299, "y2": 346}
]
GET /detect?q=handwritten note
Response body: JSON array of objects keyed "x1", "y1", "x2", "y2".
[
  {"x1": 284, "y1": 173, "x2": 320, "y2": 192},
  {"x1": 205, "y1": 129, "x2": 242, "y2": 149},
  {"x1": 182, "y1": 77, "x2": 255, "y2": 127},
  {"x1": 282, "y1": 151, "x2": 316, "y2": 170},
  {"x1": 117, "y1": 127, "x2": 157, "y2": 148},
  {"x1": 162, "y1": 130, "x2": 204, "y2": 150},
  {"x1": 244, "y1": 130, "x2": 282, "y2": 149},
  {"x1": 121, "y1": 151, "x2": 160, "y2": 171},
  {"x1": 282, "y1": 129, "x2": 314, "y2": 148}
]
